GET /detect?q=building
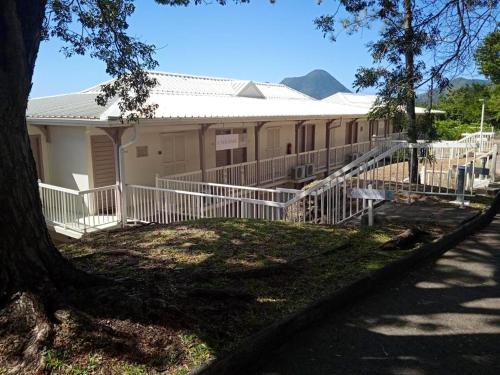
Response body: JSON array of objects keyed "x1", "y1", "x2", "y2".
[{"x1": 27, "y1": 71, "x2": 406, "y2": 192}]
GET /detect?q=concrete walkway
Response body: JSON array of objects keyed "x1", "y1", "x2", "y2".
[{"x1": 254, "y1": 214, "x2": 500, "y2": 375}]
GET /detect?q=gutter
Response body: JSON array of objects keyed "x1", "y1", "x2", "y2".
[{"x1": 118, "y1": 123, "x2": 138, "y2": 227}]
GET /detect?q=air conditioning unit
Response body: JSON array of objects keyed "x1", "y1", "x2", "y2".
[
  {"x1": 291, "y1": 165, "x2": 306, "y2": 180},
  {"x1": 305, "y1": 164, "x2": 314, "y2": 177}
]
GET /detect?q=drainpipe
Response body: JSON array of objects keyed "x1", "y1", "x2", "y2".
[{"x1": 118, "y1": 123, "x2": 138, "y2": 227}]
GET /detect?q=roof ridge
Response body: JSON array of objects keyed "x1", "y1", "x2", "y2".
[
  {"x1": 30, "y1": 91, "x2": 97, "y2": 100},
  {"x1": 146, "y1": 70, "x2": 244, "y2": 83}
]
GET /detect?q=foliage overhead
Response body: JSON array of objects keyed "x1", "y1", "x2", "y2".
[
  {"x1": 475, "y1": 30, "x2": 500, "y2": 84},
  {"x1": 43, "y1": 0, "x2": 261, "y2": 121},
  {"x1": 315, "y1": 0, "x2": 498, "y2": 121}
]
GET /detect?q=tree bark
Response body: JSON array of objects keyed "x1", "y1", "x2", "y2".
[
  {"x1": 0, "y1": 0, "x2": 86, "y2": 306},
  {"x1": 403, "y1": 0, "x2": 419, "y2": 183}
]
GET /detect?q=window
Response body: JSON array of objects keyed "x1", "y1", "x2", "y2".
[{"x1": 136, "y1": 145, "x2": 148, "y2": 158}]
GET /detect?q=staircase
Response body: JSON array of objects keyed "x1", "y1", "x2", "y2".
[{"x1": 281, "y1": 133, "x2": 498, "y2": 225}]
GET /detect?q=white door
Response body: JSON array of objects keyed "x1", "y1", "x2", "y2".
[
  {"x1": 266, "y1": 127, "x2": 281, "y2": 158},
  {"x1": 162, "y1": 133, "x2": 186, "y2": 176}
]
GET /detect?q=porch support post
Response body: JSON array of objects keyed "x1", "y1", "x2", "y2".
[
  {"x1": 347, "y1": 118, "x2": 359, "y2": 156},
  {"x1": 199, "y1": 124, "x2": 210, "y2": 182},
  {"x1": 325, "y1": 119, "x2": 336, "y2": 175},
  {"x1": 32, "y1": 124, "x2": 51, "y2": 142},
  {"x1": 255, "y1": 122, "x2": 266, "y2": 186},
  {"x1": 295, "y1": 120, "x2": 307, "y2": 166}
]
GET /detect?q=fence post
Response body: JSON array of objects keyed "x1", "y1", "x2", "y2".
[
  {"x1": 456, "y1": 166, "x2": 466, "y2": 205},
  {"x1": 120, "y1": 184, "x2": 127, "y2": 227},
  {"x1": 81, "y1": 196, "x2": 87, "y2": 234},
  {"x1": 62, "y1": 193, "x2": 68, "y2": 229},
  {"x1": 240, "y1": 166, "x2": 245, "y2": 186},
  {"x1": 491, "y1": 144, "x2": 498, "y2": 183}
]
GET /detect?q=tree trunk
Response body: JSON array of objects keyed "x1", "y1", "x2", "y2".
[
  {"x1": 0, "y1": 0, "x2": 88, "y2": 307},
  {"x1": 403, "y1": 0, "x2": 419, "y2": 183},
  {"x1": 0, "y1": 2, "x2": 96, "y2": 369}
]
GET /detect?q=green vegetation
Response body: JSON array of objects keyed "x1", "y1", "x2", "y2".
[
  {"x1": 432, "y1": 82, "x2": 499, "y2": 140},
  {"x1": 52, "y1": 219, "x2": 415, "y2": 374},
  {"x1": 476, "y1": 31, "x2": 500, "y2": 84}
]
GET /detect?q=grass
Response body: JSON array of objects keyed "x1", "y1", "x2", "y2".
[
  {"x1": 468, "y1": 194, "x2": 494, "y2": 210},
  {"x1": 45, "y1": 218, "x2": 417, "y2": 374}
]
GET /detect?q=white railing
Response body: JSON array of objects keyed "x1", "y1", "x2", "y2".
[
  {"x1": 39, "y1": 131, "x2": 495, "y2": 234},
  {"x1": 39, "y1": 182, "x2": 120, "y2": 233},
  {"x1": 143, "y1": 144, "x2": 398, "y2": 227},
  {"x1": 39, "y1": 134, "x2": 496, "y2": 234},
  {"x1": 156, "y1": 177, "x2": 299, "y2": 203},
  {"x1": 166, "y1": 139, "x2": 383, "y2": 187},
  {"x1": 206, "y1": 160, "x2": 258, "y2": 186},
  {"x1": 281, "y1": 140, "x2": 496, "y2": 225},
  {"x1": 126, "y1": 184, "x2": 287, "y2": 224},
  {"x1": 458, "y1": 131, "x2": 495, "y2": 152}
]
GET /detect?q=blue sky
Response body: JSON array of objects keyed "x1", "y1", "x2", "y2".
[{"x1": 31, "y1": 1, "x2": 480, "y2": 98}]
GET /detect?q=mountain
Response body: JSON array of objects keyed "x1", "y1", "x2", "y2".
[
  {"x1": 416, "y1": 77, "x2": 490, "y2": 104},
  {"x1": 281, "y1": 70, "x2": 351, "y2": 99}
]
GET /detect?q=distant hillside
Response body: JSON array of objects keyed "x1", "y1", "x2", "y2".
[
  {"x1": 281, "y1": 70, "x2": 351, "y2": 100},
  {"x1": 416, "y1": 77, "x2": 490, "y2": 104}
]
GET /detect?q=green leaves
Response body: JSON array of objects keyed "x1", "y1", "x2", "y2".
[
  {"x1": 315, "y1": 0, "x2": 497, "y2": 141},
  {"x1": 44, "y1": 0, "x2": 258, "y2": 121},
  {"x1": 476, "y1": 31, "x2": 500, "y2": 84}
]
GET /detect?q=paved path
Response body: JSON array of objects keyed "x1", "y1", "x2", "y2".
[{"x1": 254, "y1": 214, "x2": 500, "y2": 375}]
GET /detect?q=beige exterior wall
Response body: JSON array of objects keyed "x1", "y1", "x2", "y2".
[
  {"x1": 29, "y1": 115, "x2": 400, "y2": 190},
  {"x1": 28, "y1": 124, "x2": 91, "y2": 190},
  {"x1": 48, "y1": 126, "x2": 91, "y2": 190}
]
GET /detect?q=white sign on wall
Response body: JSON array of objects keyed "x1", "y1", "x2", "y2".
[{"x1": 216, "y1": 133, "x2": 247, "y2": 151}]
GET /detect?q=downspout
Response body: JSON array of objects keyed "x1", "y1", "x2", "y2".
[{"x1": 118, "y1": 123, "x2": 138, "y2": 227}]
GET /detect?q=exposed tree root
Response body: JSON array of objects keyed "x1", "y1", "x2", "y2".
[
  {"x1": 379, "y1": 227, "x2": 428, "y2": 250},
  {"x1": 0, "y1": 292, "x2": 54, "y2": 374}
]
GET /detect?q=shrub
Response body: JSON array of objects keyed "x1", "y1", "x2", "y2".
[{"x1": 433, "y1": 119, "x2": 486, "y2": 140}]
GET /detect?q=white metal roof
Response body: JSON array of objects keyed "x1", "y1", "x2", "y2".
[
  {"x1": 27, "y1": 92, "x2": 118, "y2": 120},
  {"x1": 323, "y1": 92, "x2": 445, "y2": 114},
  {"x1": 80, "y1": 71, "x2": 312, "y2": 100},
  {"x1": 30, "y1": 71, "x2": 436, "y2": 123}
]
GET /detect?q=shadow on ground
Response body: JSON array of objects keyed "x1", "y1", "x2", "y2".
[
  {"x1": 40, "y1": 219, "x2": 407, "y2": 372},
  {"x1": 252, "y1": 214, "x2": 500, "y2": 375}
]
